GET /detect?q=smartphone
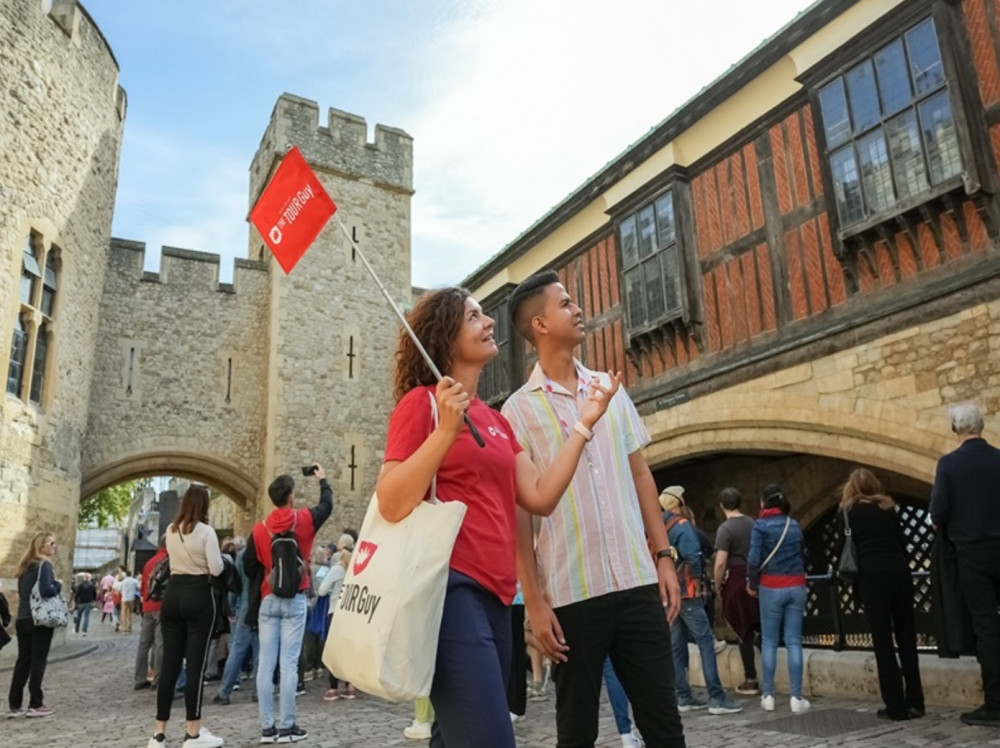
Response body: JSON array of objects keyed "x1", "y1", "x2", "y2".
[{"x1": 301, "y1": 465, "x2": 318, "y2": 476}]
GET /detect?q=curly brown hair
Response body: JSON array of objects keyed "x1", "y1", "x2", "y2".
[{"x1": 393, "y1": 287, "x2": 470, "y2": 402}]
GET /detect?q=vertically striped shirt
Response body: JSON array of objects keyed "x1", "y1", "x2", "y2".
[{"x1": 502, "y1": 360, "x2": 657, "y2": 608}]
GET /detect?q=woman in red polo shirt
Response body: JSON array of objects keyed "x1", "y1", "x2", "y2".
[{"x1": 377, "y1": 287, "x2": 618, "y2": 748}]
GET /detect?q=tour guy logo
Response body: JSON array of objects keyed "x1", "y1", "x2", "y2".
[{"x1": 353, "y1": 541, "x2": 377, "y2": 576}]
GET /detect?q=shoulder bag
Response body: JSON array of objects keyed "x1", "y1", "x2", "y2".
[
  {"x1": 837, "y1": 508, "x2": 860, "y2": 581},
  {"x1": 759, "y1": 516, "x2": 791, "y2": 570},
  {"x1": 30, "y1": 560, "x2": 68, "y2": 628},
  {"x1": 324, "y1": 390, "x2": 467, "y2": 701}
]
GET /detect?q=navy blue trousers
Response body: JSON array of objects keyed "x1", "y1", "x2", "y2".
[{"x1": 429, "y1": 570, "x2": 513, "y2": 748}]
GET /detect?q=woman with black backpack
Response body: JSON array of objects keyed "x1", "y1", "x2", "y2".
[{"x1": 146, "y1": 485, "x2": 226, "y2": 748}]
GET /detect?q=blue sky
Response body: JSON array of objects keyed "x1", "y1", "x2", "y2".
[{"x1": 86, "y1": 0, "x2": 816, "y2": 286}]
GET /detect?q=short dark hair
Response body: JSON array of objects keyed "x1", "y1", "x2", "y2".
[
  {"x1": 510, "y1": 270, "x2": 560, "y2": 344},
  {"x1": 342, "y1": 527, "x2": 358, "y2": 543},
  {"x1": 268, "y1": 475, "x2": 295, "y2": 507},
  {"x1": 719, "y1": 487, "x2": 742, "y2": 511}
]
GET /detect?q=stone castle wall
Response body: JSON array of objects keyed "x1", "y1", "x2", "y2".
[
  {"x1": 248, "y1": 94, "x2": 413, "y2": 537},
  {"x1": 0, "y1": 0, "x2": 125, "y2": 578},
  {"x1": 82, "y1": 241, "x2": 270, "y2": 513},
  {"x1": 646, "y1": 296, "x2": 1000, "y2": 526}
]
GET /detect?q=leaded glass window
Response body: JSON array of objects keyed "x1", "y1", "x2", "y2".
[
  {"x1": 817, "y1": 17, "x2": 962, "y2": 229},
  {"x1": 619, "y1": 190, "x2": 682, "y2": 333}
]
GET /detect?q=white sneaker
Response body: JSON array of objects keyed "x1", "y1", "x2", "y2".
[
  {"x1": 403, "y1": 720, "x2": 432, "y2": 740},
  {"x1": 183, "y1": 727, "x2": 225, "y2": 747},
  {"x1": 790, "y1": 696, "x2": 811, "y2": 714},
  {"x1": 621, "y1": 729, "x2": 643, "y2": 748},
  {"x1": 147, "y1": 738, "x2": 165, "y2": 748},
  {"x1": 761, "y1": 695, "x2": 775, "y2": 712},
  {"x1": 509, "y1": 712, "x2": 521, "y2": 723}
]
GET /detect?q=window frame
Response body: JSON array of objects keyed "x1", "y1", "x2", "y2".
[
  {"x1": 802, "y1": 0, "x2": 988, "y2": 243},
  {"x1": 615, "y1": 187, "x2": 687, "y2": 338},
  {"x1": 7, "y1": 231, "x2": 59, "y2": 407}
]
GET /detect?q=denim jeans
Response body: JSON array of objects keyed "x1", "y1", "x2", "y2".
[
  {"x1": 758, "y1": 585, "x2": 807, "y2": 699},
  {"x1": 603, "y1": 658, "x2": 632, "y2": 735},
  {"x1": 218, "y1": 615, "x2": 259, "y2": 699},
  {"x1": 74, "y1": 604, "x2": 92, "y2": 634},
  {"x1": 256, "y1": 592, "x2": 307, "y2": 730},
  {"x1": 670, "y1": 598, "x2": 724, "y2": 702}
]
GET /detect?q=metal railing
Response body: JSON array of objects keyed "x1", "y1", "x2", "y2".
[{"x1": 801, "y1": 570, "x2": 935, "y2": 651}]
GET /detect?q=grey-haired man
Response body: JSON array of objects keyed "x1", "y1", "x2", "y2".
[{"x1": 929, "y1": 403, "x2": 1000, "y2": 727}]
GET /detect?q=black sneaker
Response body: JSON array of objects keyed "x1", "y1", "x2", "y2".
[
  {"x1": 277, "y1": 724, "x2": 307, "y2": 743},
  {"x1": 212, "y1": 694, "x2": 230, "y2": 706},
  {"x1": 260, "y1": 725, "x2": 278, "y2": 744},
  {"x1": 961, "y1": 705, "x2": 1000, "y2": 726},
  {"x1": 295, "y1": 683, "x2": 306, "y2": 697}
]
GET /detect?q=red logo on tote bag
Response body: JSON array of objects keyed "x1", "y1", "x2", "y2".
[{"x1": 353, "y1": 541, "x2": 378, "y2": 576}]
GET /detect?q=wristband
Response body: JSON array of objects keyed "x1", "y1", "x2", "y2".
[{"x1": 573, "y1": 422, "x2": 594, "y2": 441}]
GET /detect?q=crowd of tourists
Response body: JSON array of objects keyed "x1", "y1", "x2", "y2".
[{"x1": 3, "y1": 272, "x2": 1000, "y2": 747}]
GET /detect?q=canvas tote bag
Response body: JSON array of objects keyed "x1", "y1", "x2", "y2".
[{"x1": 324, "y1": 392, "x2": 466, "y2": 701}]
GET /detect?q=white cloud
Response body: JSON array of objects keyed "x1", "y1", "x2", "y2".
[
  {"x1": 102, "y1": 0, "x2": 817, "y2": 288},
  {"x1": 404, "y1": 0, "x2": 817, "y2": 286}
]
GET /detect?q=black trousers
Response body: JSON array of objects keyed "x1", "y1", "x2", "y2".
[
  {"x1": 956, "y1": 540, "x2": 1000, "y2": 710},
  {"x1": 738, "y1": 638, "x2": 757, "y2": 680},
  {"x1": 507, "y1": 603, "x2": 527, "y2": 716},
  {"x1": 552, "y1": 585, "x2": 686, "y2": 748},
  {"x1": 858, "y1": 568, "x2": 924, "y2": 716},
  {"x1": 155, "y1": 575, "x2": 217, "y2": 723},
  {"x1": 8, "y1": 618, "x2": 54, "y2": 710}
]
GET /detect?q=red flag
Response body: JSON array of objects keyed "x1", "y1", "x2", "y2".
[{"x1": 249, "y1": 146, "x2": 337, "y2": 274}]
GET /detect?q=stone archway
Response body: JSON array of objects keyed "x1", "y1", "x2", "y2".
[
  {"x1": 81, "y1": 450, "x2": 258, "y2": 510},
  {"x1": 643, "y1": 382, "x2": 953, "y2": 497}
]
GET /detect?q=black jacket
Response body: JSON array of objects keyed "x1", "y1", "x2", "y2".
[
  {"x1": 929, "y1": 438, "x2": 1000, "y2": 543},
  {"x1": 930, "y1": 527, "x2": 976, "y2": 658}
]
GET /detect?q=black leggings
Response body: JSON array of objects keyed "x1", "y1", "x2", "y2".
[{"x1": 155, "y1": 575, "x2": 217, "y2": 722}]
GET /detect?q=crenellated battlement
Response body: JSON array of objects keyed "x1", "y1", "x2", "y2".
[
  {"x1": 108, "y1": 238, "x2": 268, "y2": 294},
  {"x1": 249, "y1": 93, "x2": 413, "y2": 205}
]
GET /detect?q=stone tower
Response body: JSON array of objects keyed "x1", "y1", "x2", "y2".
[
  {"x1": 248, "y1": 94, "x2": 413, "y2": 528},
  {"x1": 0, "y1": 0, "x2": 125, "y2": 575}
]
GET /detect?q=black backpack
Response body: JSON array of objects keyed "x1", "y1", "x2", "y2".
[
  {"x1": 267, "y1": 515, "x2": 304, "y2": 598},
  {"x1": 145, "y1": 556, "x2": 171, "y2": 602}
]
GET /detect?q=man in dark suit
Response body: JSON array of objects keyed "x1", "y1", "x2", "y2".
[{"x1": 930, "y1": 403, "x2": 1000, "y2": 727}]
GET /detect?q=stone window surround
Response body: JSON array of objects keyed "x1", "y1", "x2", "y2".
[{"x1": 7, "y1": 230, "x2": 59, "y2": 408}]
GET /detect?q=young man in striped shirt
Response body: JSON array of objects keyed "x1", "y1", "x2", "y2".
[{"x1": 503, "y1": 271, "x2": 687, "y2": 748}]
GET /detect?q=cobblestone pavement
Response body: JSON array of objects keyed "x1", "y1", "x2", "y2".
[{"x1": 3, "y1": 624, "x2": 999, "y2": 747}]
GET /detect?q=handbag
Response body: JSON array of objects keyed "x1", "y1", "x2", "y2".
[
  {"x1": 307, "y1": 593, "x2": 331, "y2": 638},
  {"x1": 323, "y1": 391, "x2": 467, "y2": 702},
  {"x1": 838, "y1": 508, "x2": 860, "y2": 582},
  {"x1": 30, "y1": 561, "x2": 68, "y2": 628}
]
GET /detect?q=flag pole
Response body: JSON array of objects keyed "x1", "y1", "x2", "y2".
[{"x1": 336, "y1": 218, "x2": 486, "y2": 448}]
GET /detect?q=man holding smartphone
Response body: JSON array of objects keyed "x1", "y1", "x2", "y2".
[{"x1": 244, "y1": 463, "x2": 332, "y2": 744}]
